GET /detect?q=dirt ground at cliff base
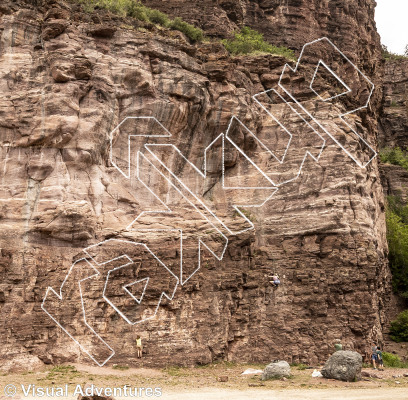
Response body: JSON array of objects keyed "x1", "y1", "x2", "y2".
[{"x1": 1, "y1": 363, "x2": 408, "y2": 399}]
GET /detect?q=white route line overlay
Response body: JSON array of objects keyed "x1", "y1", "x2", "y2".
[
  {"x1": 41, "y1": 258, "x2": 115, "y2": 367},
  {"x1": 42, "y1": 239, "x2": 180, "y2": 366},
  {"x1": 41, "y1": 36, "x2": 377, "y2": 366},
  {"x1": 277, "y1": 37, "x2": 377, "y2": 168}
]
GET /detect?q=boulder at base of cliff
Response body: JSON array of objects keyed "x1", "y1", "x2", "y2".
[
  {"x1": 321, "y1": 350, "x2": 362, "y2": 382},
  {"x1": 0, "y1": 353, "x2": 44, "y2": 374},
  {"x1": 261, "y1": 361, "x2": 291, "y2": 380}
]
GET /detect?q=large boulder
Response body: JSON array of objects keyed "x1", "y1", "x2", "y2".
[
  {"x1": 261, "y1": 361, "x2": 291, "y2": 380},
  {"x1": 321, "y1": 350, "x2": 362, "y2": 382}
]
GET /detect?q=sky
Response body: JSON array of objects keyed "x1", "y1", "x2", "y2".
[{"x1": 375, "y1": 0, "x2": 408, "y2": 54}]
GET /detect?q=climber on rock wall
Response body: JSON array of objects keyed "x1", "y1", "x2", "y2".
[{"x1": 269, "y1": 273, "x2": 280, "y2": 287}]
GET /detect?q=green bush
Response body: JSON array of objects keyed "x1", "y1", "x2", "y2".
[
  {"x1": 127, "y1": 1, "x2": 149, "y2": 21},
  {"x1": 74, "y1": 0, "x2": 204, "y2": 42},
  {"x1": 112, "y1": 364, "x2": 130, "y2": 370},
  {"x1": 389, "y1": 310, "x2": 408, "y2": 343},
  {"x1": 386, "y1": 201, "x2": 408, "y2": 299},
  {"x1": 380, "y1": 147, "x2": 408, "y2": 171},
  {"x1": 222, "y1": 26, "x2": 295, "y2": 60},
  {"x1": 145, "y1": 8, "x2": 170, "y2": 26},
  {"x1": 170, "y1": 17, "x2": 204, "y2": 42},
  {"x1": 382, "y1": 352, "x2": 403, "y2": 367},
  {"x1": 382, "y1": 351, "x2": 408, "y2": 367}
]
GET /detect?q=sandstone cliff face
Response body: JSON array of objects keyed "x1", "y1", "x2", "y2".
[
  {"x1": 143, "y1": 0, "x2": 381, "y2": 75},
  {"x1": 0, "y1": 0, "x2": 390, "y2": 370},
  {"x1": 379, "y1": 59, "x2": 408, "y2": 203},
  {"x1": 379, "y1": 59, "x2": 408, "y2": 149}
]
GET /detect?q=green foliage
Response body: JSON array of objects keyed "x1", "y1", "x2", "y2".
[
  {"x1": 112, "y1": 364, "x2": 130, "y2": 370},
  {"x1": 74, "y1": 0, "x2": 203, "y2": 42},
  {"x1": 382, "y1": 351, "x2": 408, "y2": 367},
  {"x1": 290, "y1": 362, "x2": 308, "y2": 370},
  {"x1": 162, "y1": 365, "x2": 189, "y2": 376},
  {"x1": 50, "y1": 365, "x2": 78, "y2": 373},
  {"x1": 46, "y1": 365, "x2": 80, "y2": 380},
  {"x1": 296, "y1": 363, "x2": 308, "y2": 370},
  {"x1": 389, "y1": 310, "x2": 408, "y2": 343},
  {"x1": 385, "y1": 197, "x2": 408, "y2": 299},
  {"x1": 390, "y1": 100, "x2": 399, "y2": 107},
  {"x1": 380, "y1": 147, "x2": 408, "y2": 171},
  {"x1": 382, "y1": 45, "x2": 408, "y2": 61},
  {"x1": 222, "y1": 26, "x2": 296, "y2": 60},
  {"x1": 127, "y1": 1, "x2": 150, "y2": 22},
  {"x1": 170, "y1": 17, "x2": 204, "y2": 43},
  {"x1": 145, "y1": 8, "x2": 170, "y2": 26}
]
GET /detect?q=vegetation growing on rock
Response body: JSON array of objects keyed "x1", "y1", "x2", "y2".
[
  {"x1": 222, "y1": 26, "x2": 296, "y2": 60},
  {"x1": 389, "y1": 310, "x2": 408, "y2": 343},
  {"x1": 385, "y1": 195, "x2": 408, "y2": 300},
  {"x1": 382, "y1": 350, "x2": 408, "y2": 367},
  {"x1": 382, "y1": 45, "x2": 408, "y2": 61},
  {"x1": 74, "y1": 0, "x2": 204, "y2": 42},
  {"x1": 380, "y1": 147, "x2": 408, "y2": 171}
]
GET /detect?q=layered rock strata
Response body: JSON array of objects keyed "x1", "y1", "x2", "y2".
[{"x1": 0, "y1": 0, "x2": 390, "y2": 369}]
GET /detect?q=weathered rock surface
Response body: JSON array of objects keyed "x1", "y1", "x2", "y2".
[
  {"x1": 321, "y1": 350, "x2": 362, "y2": 382},
  {"x1": 261, "y1": 360, "x2": 291, "y2": 380},
  {"x1": 377, "y1": 57, "x2": 408, "y2": 328},
  {"x1": 0, "y1": 0, "x2": 391, "y2": 369},
  {"x1": 380, "y1": 164, "x2": 408, "y2": 203},
  {"x1": 143, "y1": 0, "x2": 382, "y2": 88},
  {"x1": 378, "y1": 58, "x2": 408, "y2": 226},
  {"x1": 379, "y1": 59, "x2": 408, "y2": 149}
]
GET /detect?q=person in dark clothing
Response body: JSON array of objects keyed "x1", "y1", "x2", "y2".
[{"x1": 376, "y1": 347, "x2": 384, "y2": 370}]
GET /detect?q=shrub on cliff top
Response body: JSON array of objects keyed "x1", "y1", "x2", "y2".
[
  {"x1": 389, "y1": 310, "x2": 408, "y2": 343},
  {"x1": 74, "y1": 0, "x2": 204, "y2": 42},
  {"x1": 222, "y1": 26, "x2": 296, "y2": 60},
  {"x1": 170, "y1": 17, "x2": 204, "y2": 43}
]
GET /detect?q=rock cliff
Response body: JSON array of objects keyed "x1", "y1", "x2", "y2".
[
  {"x1": 0, "y1": 0, "x2": 391, "y2": 370},
  {"x1": 379, "y1": 59, "x2": 408, "y2": 203}
]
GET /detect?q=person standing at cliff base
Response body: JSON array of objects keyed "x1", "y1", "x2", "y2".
[
  {"x1": 136, "y1": 335, "x2": 143, "y2": 359},
  {"x1": 376, "y1": 347, "x2": 384, "y2": 371},
  {"x1": 371, "y1": 342, "x2": 378, "y2": 369}
]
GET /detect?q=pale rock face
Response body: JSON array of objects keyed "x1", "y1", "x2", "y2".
[{"x1": 0, "y1": 0, "x2": 391, "y2": 369}]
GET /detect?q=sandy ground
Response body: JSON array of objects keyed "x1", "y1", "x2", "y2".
[
  {"x1": 162, "y1": 388, "x2": 408, "y2": 400},
  {"x1": 0, "y1": 362, "x2": 407, "y2": 399}
]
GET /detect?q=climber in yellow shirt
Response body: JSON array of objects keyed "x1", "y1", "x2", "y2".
[{"x1": 136, "y1": 335, "x2": 143, "y2": 359}]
